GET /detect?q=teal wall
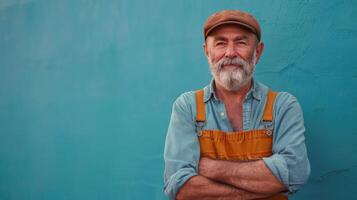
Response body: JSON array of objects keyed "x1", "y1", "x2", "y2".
[{"x1": 1, "y1": 0, "x2": 356, "y2": 199}]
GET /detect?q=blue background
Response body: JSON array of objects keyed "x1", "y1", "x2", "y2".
[{"x1": 1, "y1": 0, "x2": 356, "y2": 199}]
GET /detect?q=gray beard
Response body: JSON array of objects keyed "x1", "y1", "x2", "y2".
[{"x1": 209, "y1": 54, "x2": 256, "y2": 91}]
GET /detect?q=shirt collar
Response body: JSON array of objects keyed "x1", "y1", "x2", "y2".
[{"x1": 203, "y1": 78, "x2": 262, "y2": 103}]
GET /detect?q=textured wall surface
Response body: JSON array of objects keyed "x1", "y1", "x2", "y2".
[{"x1": 1, "y1": 0, "x2": 356, "y2": 199}]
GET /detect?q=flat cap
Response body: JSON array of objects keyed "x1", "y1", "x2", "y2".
[{"x1": 204, "y1": 10, "x2": 261, "y2": 41}]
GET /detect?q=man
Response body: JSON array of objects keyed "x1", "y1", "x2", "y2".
[{"x1": 163, "y1": 10, "x2": 310, "y2": 200}]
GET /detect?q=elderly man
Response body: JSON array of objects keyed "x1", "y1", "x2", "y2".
[{"x1": 163, "y1": 10, "x2": 310, "y2": 200}]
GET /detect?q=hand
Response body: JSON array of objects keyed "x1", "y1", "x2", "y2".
[{"x1": 198, "y1": 157, "x2": 218, "y2": 179}]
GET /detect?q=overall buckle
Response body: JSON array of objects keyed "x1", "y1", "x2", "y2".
[{"x1": 195, "y1": 121, "x2": 206, "y2": 136}]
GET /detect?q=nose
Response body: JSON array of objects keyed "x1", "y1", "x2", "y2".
[{"x1": 224, "y1": 43, "x2": 237, "y2": 58}]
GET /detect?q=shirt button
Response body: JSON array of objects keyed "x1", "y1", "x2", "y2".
[{"x1": 220, "y1": 112, "x2": 225, "y2": 117}]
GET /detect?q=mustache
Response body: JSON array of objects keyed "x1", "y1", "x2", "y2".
[{"x1": 216, "y1": 57, "x2": 248, "y2": 70}]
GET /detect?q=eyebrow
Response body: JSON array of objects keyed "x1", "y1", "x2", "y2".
[{"x1": 213, "y1": 35, "x2": 249, "y2": 41}]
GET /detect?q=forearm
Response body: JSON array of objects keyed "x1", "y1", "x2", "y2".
[
  {"x1": 200, "y1": 158, "x2": 287, "y2": 194},
  {"x1": 176, "y1": 175, "x2": 271, "y2": 200}
]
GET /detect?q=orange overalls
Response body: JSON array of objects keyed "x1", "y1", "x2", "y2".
[{"x1": 195, "y1": 89, "x2": 288, "y2": 200}]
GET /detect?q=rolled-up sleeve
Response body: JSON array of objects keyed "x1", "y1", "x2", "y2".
[
  {"x1": 163, "y1": 93, "x2": 200, "y2": 200},
  {"x1": 262, "y1": 92, "x2": 311, "y2": 194}
]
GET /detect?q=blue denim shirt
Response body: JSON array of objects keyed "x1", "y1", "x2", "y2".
[{"x1": 163, "y1": 79, "x2": 310, "y2": 199}]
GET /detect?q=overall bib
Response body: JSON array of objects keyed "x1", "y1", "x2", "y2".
[{"x1": 195, "y1": 89, "x2": 288, "y2": 200}]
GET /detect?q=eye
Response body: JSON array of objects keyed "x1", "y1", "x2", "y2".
[
  {"x1": 215, "y1": 41, "x2": 226, "y2": 47},
  {"x1": 236, "y1": 40, "x2": 247, "y2": 45}
]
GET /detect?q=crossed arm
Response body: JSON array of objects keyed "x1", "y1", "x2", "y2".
[
  {"x1": 176, "y1": 157, "x2": 287, "y2": 200},
  {"x1": 165, "y1": 92, "x2": 309, "y2": 200}
]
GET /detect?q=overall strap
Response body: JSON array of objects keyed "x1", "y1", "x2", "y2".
[
  {"x1": 262, "y1": 90, "x2": 278, "y2": 122},
  {"x1": 195, "y1": 89, "x2": 206, "y2": 122},
  {"x1": 195, "y1": 89, "x2": 206, "y2": 134}
]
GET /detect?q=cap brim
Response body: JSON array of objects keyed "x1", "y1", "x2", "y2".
[{"x1": 205, "y1": 20, "x2": 258, "y2": 39}]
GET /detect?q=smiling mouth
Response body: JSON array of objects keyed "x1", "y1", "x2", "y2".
[{"x1": 222, "y1": 64, "x2": 240, "y2": 68}]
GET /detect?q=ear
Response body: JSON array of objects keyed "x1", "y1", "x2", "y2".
[
  {"x1": 203, "y1": 41, "x2": 209, "y2": 57},
  {"x1": 254, "y1": 42, "x2": 264, "y2": 65}
]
